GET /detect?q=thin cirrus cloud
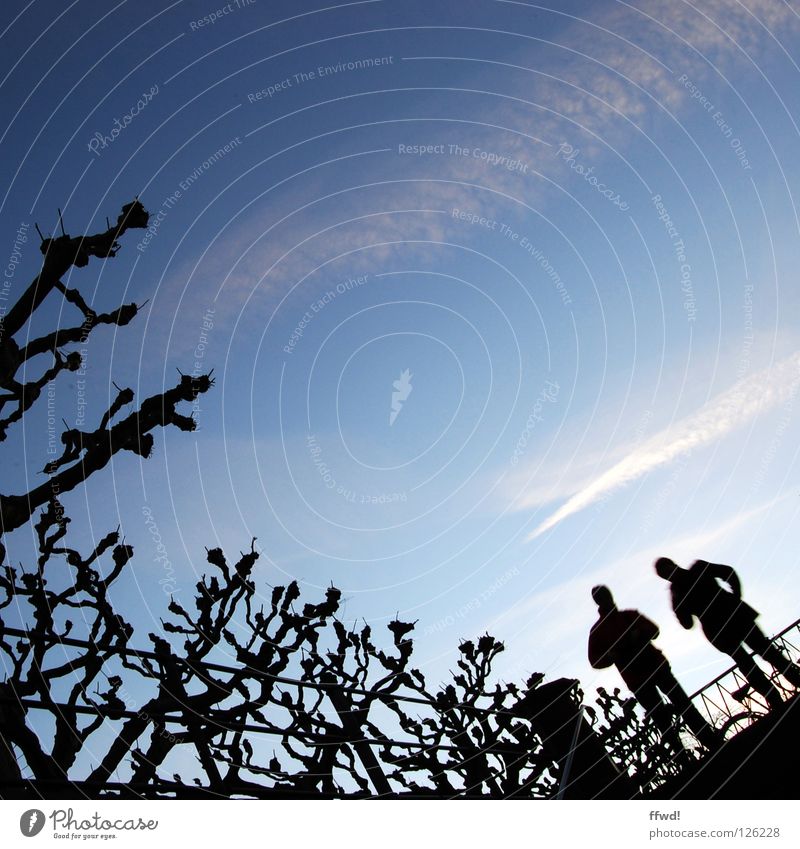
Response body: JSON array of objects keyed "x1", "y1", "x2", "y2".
[
  {"x1": 150, "y1": 0, "x2": 800, "y2": 361},
  {"x1": 525, "y1": 349, "x2": 800, "y2": 541}
]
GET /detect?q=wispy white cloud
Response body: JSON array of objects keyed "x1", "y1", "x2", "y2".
[
  {"x1": 497, "y1": 442, "x2": 631, "y2": 514},
  {"x1": 526, "y1": 351, "x2": 800, "y2": 540},
  {"x1": 156, "y1": 170, "x2": 549, "y2": 357},
  {"x1": 151, "y1": 0, "x2": 800, "y2": 369},
  {"x1": 634, "y1": 0, "x2": 800, "y2": 64}
]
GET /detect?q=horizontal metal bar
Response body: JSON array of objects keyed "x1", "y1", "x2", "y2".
[
  {"x1": 0, "y1": 695, "x2": 527, "y2": 757},
  {"x1": 688, "y1": 619, "x2": 800, "y2": 700},
  {"x1": 0, "y1": 626, "x2": 519, "y2": 716}
]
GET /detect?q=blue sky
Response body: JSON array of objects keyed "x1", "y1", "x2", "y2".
[{"x1": 2, "y1": 0, "x2": 800, "y2": 702}]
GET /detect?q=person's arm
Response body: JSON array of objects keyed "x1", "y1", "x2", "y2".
[
  {"x1": 588, "y1": 626, "x2": 613, "y2": 669},
  {"x1": 671, "y1": 587, "x2": 694, "y2": 629},
  {"x1": 707, "y1": 561, "x2": 742, "y2": 597}
]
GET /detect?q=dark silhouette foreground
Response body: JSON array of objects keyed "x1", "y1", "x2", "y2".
[
  {"x1": 655, "y1": 558, "x2": 800, "y2": 709},
  {"x1": 588, "y1": 586, "x2": 720, "y2": 761}
]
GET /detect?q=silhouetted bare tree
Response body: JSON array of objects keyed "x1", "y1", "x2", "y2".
[
  {"x1": 0, "y1": 198, "x2": 714, "y2": 800},
  {"x1": 0, "y1": 199, "x2": 211, "y2": 791}
]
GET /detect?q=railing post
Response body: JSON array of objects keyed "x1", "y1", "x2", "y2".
[
  {"x1": 519, "y1": 677, "x2": 633, "y2": 799},
  {"x1": 556, "y1": 706, "x2": 584, "y2": 800}
]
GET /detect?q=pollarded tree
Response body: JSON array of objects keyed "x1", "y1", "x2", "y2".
[
  {"x1": 0, "y1": 200, "x2": 212, "y2": 791},
  {"x1": 0, "y1": 200, "x2": 212, "y2": 535},
  {"x1": 1, "y1": 524, "x2": 574, "y2": 798},
  {"x1": 0, "y1": 200, "x2": 633, "y2": 800}
]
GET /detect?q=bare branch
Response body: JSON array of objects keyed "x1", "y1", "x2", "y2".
[
  {"x1": 0, "y1": 200, "x2": 148, "y2": 344},
  {"x1": 0, "y1": 374, "x2": 213, "y2": 534}
]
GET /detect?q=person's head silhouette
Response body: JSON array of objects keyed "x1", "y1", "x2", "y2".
[
  {"x1": 591, "y1": 584, "x2": 615, "y2": 614},
  {"x1": 654, "y1": 557, "x2": 678, "y2": 581}
]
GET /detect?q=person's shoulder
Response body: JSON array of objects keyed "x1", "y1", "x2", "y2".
[
  {"x1": 617, "y1": 609, "x2": 649, "y2": 630},
  {"x1": 624, "y1": 608, "x2": 657, "y2": 627},
  {"x1": 687, "y1": 560, "x2": 716, "y2": 581},
  {"x1": 589, "y1": 613, "x2": 608, "y2": 634}
]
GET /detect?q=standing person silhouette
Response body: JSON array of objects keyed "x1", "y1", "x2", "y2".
[
  {"x1": 654, "y1": 558, "x2": 800, "y2": 710},
  {"x1": 588, "y1": 585, "x2": 720, "y2": 758}
]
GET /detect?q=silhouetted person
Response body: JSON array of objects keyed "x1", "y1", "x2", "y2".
[
  {"x1": 588, "y1": 585, "x2": 720, "y2": 758},
  {"x1": 654, "y1": 558, "x2": 800, "y2": 710}
]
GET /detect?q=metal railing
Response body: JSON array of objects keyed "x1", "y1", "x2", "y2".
[
  {"x1": 691, "y1": 620, "x2": 800, "y2": 734},
  {"x1": 4, "y1": 619, "x2": 797, "y2": 799},
  {"x1": 0, "y1": 626, "x2": 559, "y2": 799},
  {"x1": 591, "y1": 618, "x2": 800, "y2": 794}
]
